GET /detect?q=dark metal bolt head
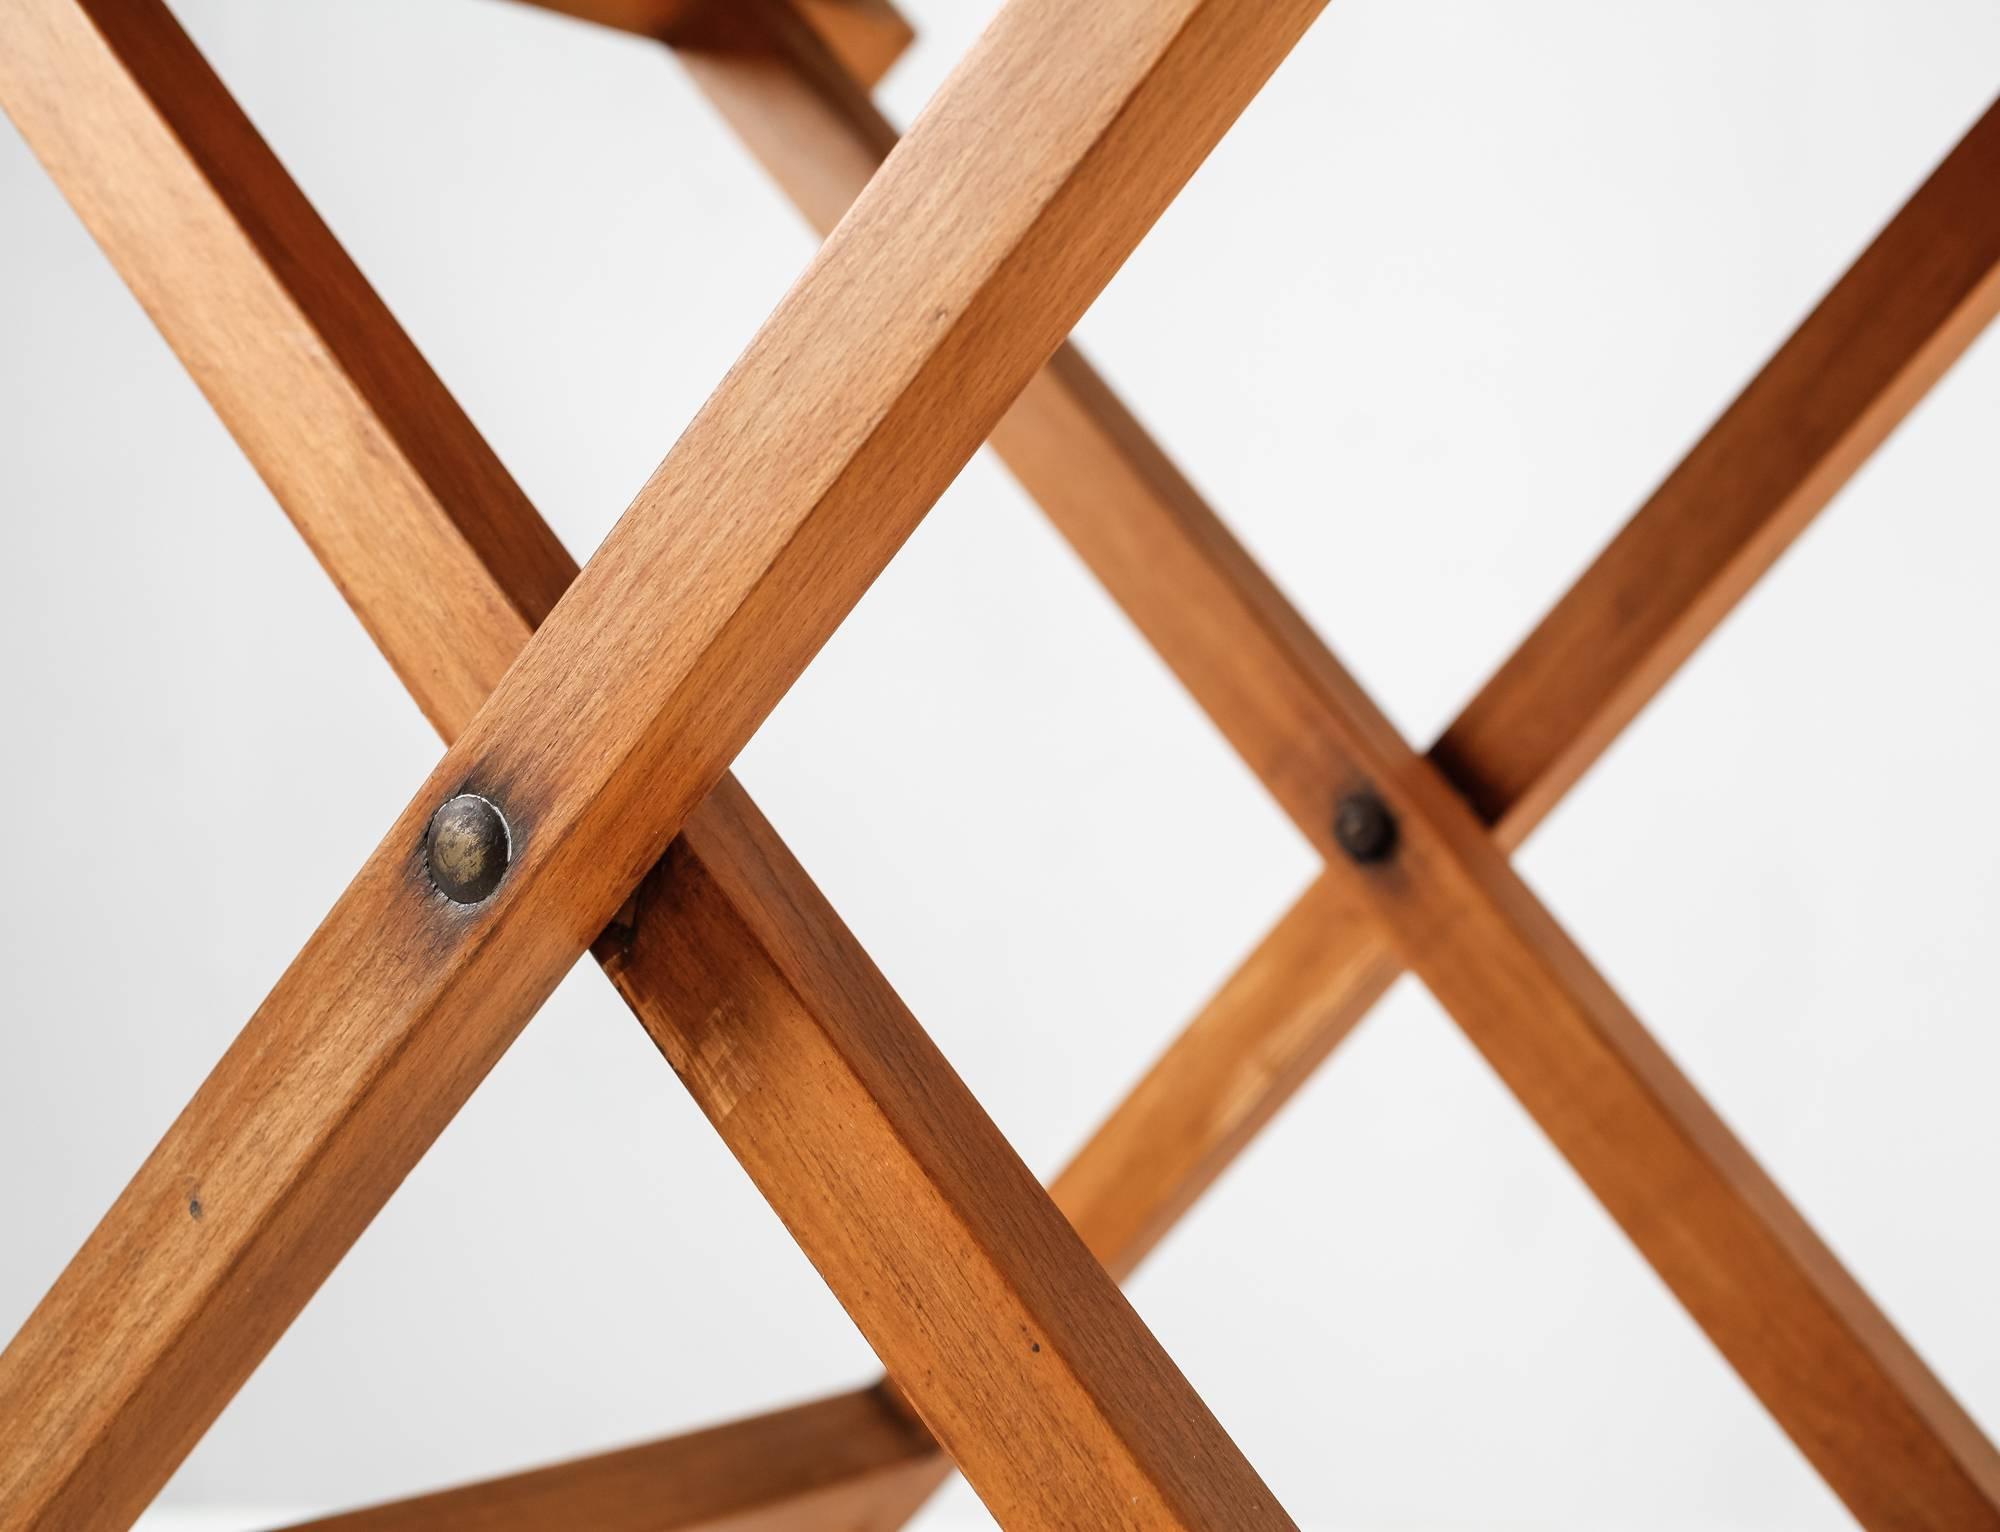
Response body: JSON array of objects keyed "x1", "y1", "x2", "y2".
[
  {"x1": 1333, "y1": 791, "x2": 1397, "y2": 865},
  {"x1": 425, "y1": 793, "x2": 511, "y2": 904}
]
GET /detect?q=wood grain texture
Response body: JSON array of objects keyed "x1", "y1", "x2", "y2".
[
  {"x1": 1433, "y1": 94, "x2": 2000, "y2": 839},
  {"x1": 670, "y1": 0, "x2": 1401, "y2": 1306},
  {"x1": 1066, "y1": 89, "x2": 2000, "y2": 1312},
  {"x1": 0, "y1": 0, "x2": 1325, "y2": 1523},
  {"x1": 596, "y1": 777, "x2": 1293, "y2": 1528},
  {"x1": 499, "y1": 0, "x2": 913, "y2": 89},
  {"x1": 668, "y1": 26, "x2": 2000, "y2": 1526},
  {"x1": 325, "y1": 51, "x2": 2000, "y2": 1532},
  {"x1": 276, "y1": 1387, "x2": 940, "y2": 1532},
  {"x1": 673, "y1": 0, "x2": 898, "y2": 238},
  {"x1": 1004, "y1": 154, "x2": 2000, "y2": 1532},
  {"x1": 0, "y1": 0, "x2": 573, "y2": 739},
  {"x1": 1046, "y1": 90, "x2": 2000, "y2": 1306},
  {"x1": 1049, "y1": 875, "x2": 1396, "y2": 1284},
  {"x1": 272, "y1": 873, "x2": 1381, "y2": 1532}
]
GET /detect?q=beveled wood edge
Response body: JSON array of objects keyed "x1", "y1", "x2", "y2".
[{"x1": 0, "y1": 0, "x2": 1327, "y2": 1523}]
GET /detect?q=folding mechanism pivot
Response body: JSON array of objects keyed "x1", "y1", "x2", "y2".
[{"x1": 1, "y1": 0, "x2": 1996, "y2": 1527}]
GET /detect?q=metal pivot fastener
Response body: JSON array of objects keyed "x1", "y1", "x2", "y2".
[
  {"x1": 425, "y1": 793, "x2": 511, "y2": 904},
  {"x1": 1332, "y1": 791, "x2": 1397, "y2": 865}
]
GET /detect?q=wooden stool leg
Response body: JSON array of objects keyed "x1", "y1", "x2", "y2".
[
  {"x1": 657, "y1": 0, "x2": 2000, "y2": 1306},
  {"x1": 276, "y1": 1390, "x2": 939, "y2": 1532},
  {"x1": 0, "y1": 0, "x2": 1328, "y2": 1524},
  {"x1": 1028, "y1": 201, "x2": 2000, "y2": 1532},
  {"x1": 392, "y1": 50, "x2": 2000, "y2": 1528}
]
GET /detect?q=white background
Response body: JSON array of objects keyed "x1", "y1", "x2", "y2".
[{"x1": 3, "y1": 1, "x2": 1997, "y2": 1526}]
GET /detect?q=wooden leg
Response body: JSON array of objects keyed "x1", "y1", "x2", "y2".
[
  {"x1": 597, "y1": 776, "x2": 1293, "y2": 1526},
  {"x1": 1009, "y1": 86, "x2": 2000, "y2": 1532},
  {"x1": 247, "y1": 875, "x2": 1385, "y2": 1532},
  {"x1": 261, "y1": 57, "x2": 2000, "y2": 1532},
  {"x1": 391, "y1": 41, "x2": 2000, "y2": 1527},
  {"x1": 276, "y1": 1387, "x2": 937, "y2": 1532},
  {"x1": 664, "y1": 8, "x2": 2000, "y2": 1280},
  {"x1": 1035, "y1": 88, "x2": 2000, "y2": 1286},
  {"x1": 1009, "y1": 163, "x2": 2000, "y2": 1532},
  {"x1": 266, "y1": 15, "x2": 2000, "y2": 1528},
  {"x1": 0, "y1": 0, "x2": 1328, "y2": 1523}
]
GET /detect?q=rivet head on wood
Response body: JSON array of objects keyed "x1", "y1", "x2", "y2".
[
  {"x1": 1333, "y1": 791, "x2": 1397, "y2": 865},
  {"x1": 425, "y1": 793, "x2": 511, "y2": 904}
]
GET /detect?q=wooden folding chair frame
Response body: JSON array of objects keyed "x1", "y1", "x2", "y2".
[{"x1": 2, "y1": 1, "x2": 1996, "y2": 1527}]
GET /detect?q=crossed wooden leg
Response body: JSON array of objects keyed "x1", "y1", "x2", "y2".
[
  {"x1": 266, "y1": 10, "x2": 2000, "y2": 1526},
  {"x1": 699, "y1": 36, "x2": 2000, "y2": 1525},
  {"x1": 3, "y1": 0, "x2": 1997, "y2": 1525},
  {"x1": 0, "y1": 0, "x2": 1330, "y2": 1526}
]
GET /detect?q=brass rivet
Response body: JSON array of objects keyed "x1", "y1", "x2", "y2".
[
  {"x1": 1333, "y1": 791, "x2": 1397, "y2": 865},
  {"x1": 425, "y1": 793, "x2": 511, "y2": 904}
]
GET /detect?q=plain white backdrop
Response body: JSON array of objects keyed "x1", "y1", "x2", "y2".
[{"x1": 3, "y1": 1, "x2": 1997, "y2": 1526}]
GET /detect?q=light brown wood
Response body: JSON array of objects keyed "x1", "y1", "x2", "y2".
[
  {"x1": 499, "y1": 0, "x2": 913, "y2": 89},
  {"x1": 499, "y1": 0, "x2": 696, "y2": 38},
  {"x1": 7, "y1": 0, "x2": 1994, "y2": 1520},
  {"x1": 0, "y1": 0, "x2": 1326, "y2": 1523},
  {"x1": 312, "y1": 23, "x2": 2000, "y2": 1532},
  {"x1": 668, "y1": 0, "x2": 1405, "y2": 1299},
  {"x1": 1052, "y1": 875, "x2": 1394, "y2": 1283},
  {"x1": 1004, "y1": 169, "x2": 2000, "y2": 1532},
  {"x1": 1434, "y1": 100, "x2": 2000, "y2": 843},
  {"x1": 255, "y1": 897, "x2": 1381, "y2": 1532},
  {"x1": 0, "y1": 0, "x2": 573, "y2": 739},
  {"x1": 1083, "y1": 94, "x2": 2000, "y2": 1319},
  {"x1": 654, "y1": 26, "x2": 2000, "y2": 1525},
  {"x1": 673, "y1": 0, "x2": 896, "y2": 239},
  {"x1": 1039, "y1": 89, "x2": 2000, "y2": 1302},
  {"x1": 593, "y1": 776, "x2": 1293, "y2": 1528},
  {"x1": 278, "y1": 1387, "x2": 939, "y2": 1532},
  {"x1": 789, "y1": 0, "x2": 912, "y2": 89},
  {"x1": 1043, "y1": 86, "x2": 2000, "y2": 1302}
]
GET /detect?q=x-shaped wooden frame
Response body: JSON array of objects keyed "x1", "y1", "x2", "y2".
[{"x1": 2, "y1": 0, "x2": 1997, "y2": 1527}]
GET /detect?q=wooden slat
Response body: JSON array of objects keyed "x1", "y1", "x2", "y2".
[
  {"x1": 1041, "y1": 89, "x2": 2000, "y2": 1288},
  {"x1": 1002, "y1": 157, "x2": 2000, "y2": 1532},
  {"x1": 1048, "y1": 87, "x2": 2000, "y2": 1296},
  {"x1": 0, "y1": 0, "x2": 575, "y2": 739},
  {"x1": 1051, "y1": 875, "x2": 1394, "y2": 1283},
  {"x1": 270, "y1": 43, "x2": 2000, "y2": 1532},
  {"x1": 788, "y1": 0, "x2": 912, "y2": 89},
  {"x1": 262, "y1": 876, "x2": 1383, "y2": 1532},
  {"x1": 665, "y1": 0, "x2": 1402, "y2": 1299},
  {"x1": 11, "y1": 0, "x2": 1984, "y2": 1520},
  {"x1": 671, "y1": 0, "x2": 895, "y2": 238},
  {"x1": 278, "y1": 1387, "x2": 939, "y2": 1532},
  {"x1": 333, "y1": 31, "x2": 2000, "y2": 1532},
  {"x1": 0, "y1": 0, "x2": 1326, "y2": 1523},
  {"x1": 286, "y1": 873, "x2": 1382, "y2": 1532},
  {"x1": 675, "y1": 0, "x2": 1997, "y2": 839},
  {"x1": 0, "y1": 0, "x2": 625, "y2": 762},
  {"x1": 1432, "y1": 99, "x2": 2000, "y2": 842},
  {"x1": 595, "y1": 775, "x2": 1293, "y2": 1526},
  {"x1": 1074, "y1": 94, "x2": 2000, "y2": 1311},
  {"x1": 498, "y1": 0, "x2": 914, "y2": 89},
  {"x1": 82, "y1": 16, "x2": 1992, "y2": 1532},
  {"x1": 661, "y1": 23, "x2": 2000, "y2": 1526}
]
